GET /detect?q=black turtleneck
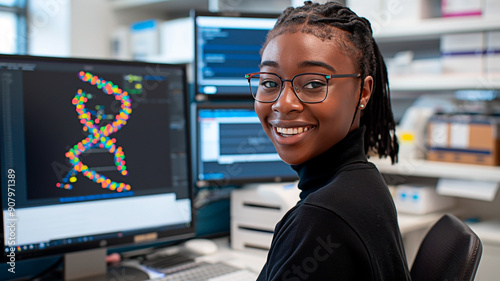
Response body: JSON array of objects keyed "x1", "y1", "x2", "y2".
[
  {"x1": 292, "y1": 126, "x2": 369, "y2": 201},
  {"x1": 257, "y1": 127, "x2": 411, "y2": 281}
]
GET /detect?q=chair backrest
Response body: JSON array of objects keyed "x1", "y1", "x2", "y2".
[{"x1": 410, "y1": 214, "x2": 482, "y2": 281}]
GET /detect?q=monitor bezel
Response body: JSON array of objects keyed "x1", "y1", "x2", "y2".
[
  {"x1": 192, "y1": 10, "x2": 279, "y2": 102},
  {"x1": 0, "y1": 54, "x2": 196, "y2": 262},
  {"x1": 193, "y1": 101, "x2": 298, "y2": 188}
]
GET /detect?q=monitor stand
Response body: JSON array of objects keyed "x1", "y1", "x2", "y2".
[{"x1": 63, "y1": 248, "x2": 150, "y2": 281}]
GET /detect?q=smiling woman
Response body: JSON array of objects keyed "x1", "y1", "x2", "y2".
[
  {"x1": 255, "y1": 31, "x2": 370, "y2": 165},
  {"x1": 250, "y1": 1, "x2": 410, "y2": 281}
]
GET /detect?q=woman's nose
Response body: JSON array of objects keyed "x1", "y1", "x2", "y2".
[{"x1": 272, "y1": 82, "x2": 303, "y2": 113}]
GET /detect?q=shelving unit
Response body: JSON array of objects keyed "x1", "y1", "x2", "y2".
[
  {"x1": 373, "y1": 13, "x2": 500, "y2": 178},
  {"x1": 375, "y1": 16, "x2": 500, "y2": 92},
  {"x1": 375, "y1": 16, "x2": 500, "y2": 41},
  {"x1": 371, "y1": 157, "x2": 500, "y2": 182},
  {"x1": 372, "y1": 13, "x2": 500, "y2": 278},
  {"x1": 389, "y1": 73, "x2": 500, "y2": 91}
]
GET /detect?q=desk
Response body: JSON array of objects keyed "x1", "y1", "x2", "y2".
[
  {"x1": 195, "y1": 237, "x2": 267, "y2": 273},
  {"x1": 196, "y1": 212, "x2": 444, "y2": 273},
  {"x1": 197, "y1": 218, "x2": 500, "y2": 281}
]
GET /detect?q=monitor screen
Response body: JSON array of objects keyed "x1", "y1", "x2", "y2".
[
  {"x1": 0, "y1": 55, "x2": 194, "y2": 264},
  {"x1": 195, "y1": 102, "x2": 297, "y2": 187},
  {"x1": 193, "y1": 11, "x2": 278, "y2": 100}
]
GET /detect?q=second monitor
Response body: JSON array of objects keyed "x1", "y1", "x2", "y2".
[{"x1": 193, "y1": 11, "x2": 278, "y2": 100}]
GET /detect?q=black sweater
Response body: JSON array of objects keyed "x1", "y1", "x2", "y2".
[{"x1": 257, "y1": 127, "x2": 411, "y2": 281}]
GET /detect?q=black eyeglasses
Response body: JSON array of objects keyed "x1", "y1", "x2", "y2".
[{"x1": 245, "y1": 72, "x2": 361, "y2": 103}]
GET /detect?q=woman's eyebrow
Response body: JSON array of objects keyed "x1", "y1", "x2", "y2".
[
  {"x1": 259, "y1": 60, "x2": 337, "y2": 72},
  {"x1": 299, "y1": 60, "x2": 337, "y2": 73},
  {"x1": 259, "y1": 60, "x2": 278, "y2": 68}
]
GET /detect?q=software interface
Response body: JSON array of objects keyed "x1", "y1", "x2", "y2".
[
  {"x1": 196, "y1": 105, "x2": 297, "y2": 187},
  {"x1": 195, "y1": 15, "x2": 277, "y2": 98},
  {"x1": 0, "y1": 56, "x2": 192, "y2": 257}
]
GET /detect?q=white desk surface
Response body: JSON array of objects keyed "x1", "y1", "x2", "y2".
[
  {"x1": 195, "y1": 237, "x2": 267, "y2": 273},
  {"x1": 397, "y1": 212, "x2": 444, "y2": 234}
]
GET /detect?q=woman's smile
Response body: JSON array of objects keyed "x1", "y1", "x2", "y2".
[{"x1": 268, "y1": 121, "x2": 316, "y2": 145}]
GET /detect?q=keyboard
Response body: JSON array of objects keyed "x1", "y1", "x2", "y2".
[
  {"x1": 207, "y1": 268, "x2": 258, "y2": 281},
  {"x1": 146, "y1": 261, "x2": 258, "y2": 281},
  {"x1": 142, "y1": 253, "x2": 195, "y2": 271}
]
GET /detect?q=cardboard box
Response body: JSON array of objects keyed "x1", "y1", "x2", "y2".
[
  {"x1": 427, "y1": 115, "x2": 500, "y2": 166},
  {"x1": 441, "y1": 32, "x2": 484, "y2": 74}
]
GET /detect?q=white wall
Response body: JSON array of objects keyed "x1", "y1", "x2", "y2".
[
  {"x1": 70, "y1": 0, "x2": 122, "y2": 59},
  {"x1": 69, "y1": 0, "x2": 117, "y2": 58},
  {"x1": 28, "y1": 0, "x2": 168, "y2": 59},
  {"x1": 28, "y1": 0, "x2": 71, "y2": 57},
  {"x1": 28, "y1": 0, "x2": 117, "y2": 58},
  {"x1": 26, "y1": 0, "x2": 334, "y2": 58}
]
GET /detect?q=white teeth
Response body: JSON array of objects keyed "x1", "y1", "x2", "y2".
[{"x1": 275, "y1": 126, "x2": 311, "y2": 136}]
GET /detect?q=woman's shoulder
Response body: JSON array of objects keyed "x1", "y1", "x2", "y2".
[
  {"x1": 274, "y1": 199, "x2": 365, "y2": 244},
  {"x1": 302, "y1": 163, "x2": 398, "y2": 227},
  {"x1": 309, "y1": 162, "x2": 390, "y2": 205}
]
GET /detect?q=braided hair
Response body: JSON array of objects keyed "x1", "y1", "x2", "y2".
[{"x1": 262, "y1": 1, "x2": 399, "y2": 164}]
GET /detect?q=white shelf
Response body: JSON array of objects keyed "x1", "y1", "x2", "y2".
[
  {"x1": 110, "y1": 0, "x2": 208, "y2": 12},
  {"x1": 389, "y1": 73, "x2": 500, "y2": 91},
  {"x1": 375, "y1": 16, "x2": 500, "y2": 41},
  {"x1": 110, "y1": 0, "x2": 167, "y2": 9},
  {"x1": 398, "y1": 216, "x2": 500, "y2": 246},
  {"x1": 370, "y1": 157, "x2": 500, "y2": 182},
  {"x1": 468, "y1": 220, "x2": 500, "y2": 245}
]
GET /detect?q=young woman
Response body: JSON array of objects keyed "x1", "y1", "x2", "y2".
[{"x1": 245, "y1": 1, "x2": 411, "y2": 280}]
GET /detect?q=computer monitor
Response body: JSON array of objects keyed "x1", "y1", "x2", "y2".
[
  {"x1": 193, "y1": 11, "x2": 278, "y2": 101},
  {"x1": 194, "y1": 102, "x2": 297, "y2": 188},
  {"x1": 0, "y1": 54, "x2": 194, "y2": 279}
]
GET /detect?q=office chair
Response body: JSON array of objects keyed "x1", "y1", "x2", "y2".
[{"x1": 410, "y1": 214, "x2": 482, "y2": 281}]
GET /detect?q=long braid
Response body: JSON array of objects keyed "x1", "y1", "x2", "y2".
[
  {"x1": 263, "y1": 1, "x2": 399, "y2": 163},
  {"x1": 361, "y1": 41, "x2": 399, "y2": 163}
]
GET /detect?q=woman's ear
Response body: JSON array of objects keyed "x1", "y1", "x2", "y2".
[{"x1": 359, "y1": 75, "x2": 373, "y2": 109}]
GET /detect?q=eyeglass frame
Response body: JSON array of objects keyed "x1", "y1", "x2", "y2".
[{"x1": 245, "y1": 71, "x2": 361, "y2": 104}]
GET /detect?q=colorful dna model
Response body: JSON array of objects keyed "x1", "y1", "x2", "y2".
[{"x1": 57, "y1": 71, "x2": 132, "y2": 192}]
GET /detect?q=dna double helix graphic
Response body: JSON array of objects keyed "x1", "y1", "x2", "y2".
[{"x1": 57, "y1": 71, "x2": 132, "y2": 192}]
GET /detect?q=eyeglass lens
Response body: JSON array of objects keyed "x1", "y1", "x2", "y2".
[{"x1": 249, "y1": 73, "x2": 328, "y2": 103}]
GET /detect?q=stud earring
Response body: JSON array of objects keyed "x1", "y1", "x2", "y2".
[{"x1": 359, "y1": 104, "x2": 365, "y2": 109}]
